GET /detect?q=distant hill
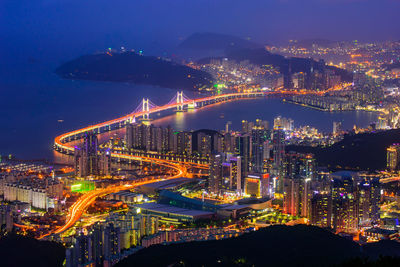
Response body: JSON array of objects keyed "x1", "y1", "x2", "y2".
[
  {"x1": 295, "y1": 39, "x2": 338, "y2": 48},
  {"x1": 179, "y1": 32, "x2": 262, "y2": 52},
  {"x1": 199, "y1": 48, "x2": 353, "y2": 82},
  {"x1": 116, "y1": 225, "x2": 400, "y2": 267},
  {"x1": 56, "y1": 52, "x2": 214, "y2": 90},
  {"x1": 287, "y1": 129, "x2": 400, "y2": 171}
]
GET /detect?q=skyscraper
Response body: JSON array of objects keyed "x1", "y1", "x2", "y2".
[
  {"x1": 75, "y1": 132, "x2": 111, "y2": 177},
  {"x1": 387, "y1": 144, "x2": 400, "y2": 171},
  {"x1": 208, "y1": 153, "x2": 223, "y2": 195},
  {"x1": 251, "y1": 128, "x2": 270, "y2": 173},
  {"x1": 272, "y1": 128, "x2": 285, "y2": 192}
]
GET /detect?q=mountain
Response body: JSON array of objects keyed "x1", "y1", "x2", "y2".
[
  {"x1": 199, "y1": 48, "x2": 353, "y2": 82},
  {"x1": 295, "y1": 39, "x2": 338, "y2": 48},
  {"x1": 117, "y1": 225, "x2": 377, "y2": 267},
  {"x1": 56, "y1": 52, "x2": 214, "y2": 90},
  {"x1": 179, "y1": 32, "x2": 262, "y2": 52}
]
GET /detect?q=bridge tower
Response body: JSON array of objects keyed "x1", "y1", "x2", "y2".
[
  {"x1": 176, "y1": 91, "x2": 184, "y2": 112},
  {"x1": 142, "y1": 98, "x2": 150, "y2": 120}
]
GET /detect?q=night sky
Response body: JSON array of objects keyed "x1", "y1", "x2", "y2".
[{"x1": 1, "y1": 0, "x2": 400, "y2": 59}]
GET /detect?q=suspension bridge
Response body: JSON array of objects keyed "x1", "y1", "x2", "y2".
[{"x1": 54, "y1": 91, "x2": 266, "y2": 158}]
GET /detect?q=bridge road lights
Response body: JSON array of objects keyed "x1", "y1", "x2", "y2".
[{"x1": 188, "y1": 100, "x2": 196, "y2": 110}]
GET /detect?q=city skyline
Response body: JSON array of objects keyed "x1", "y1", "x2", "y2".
[{"x1": 2, "y1": 0, "x2": 400, "y2": 266}]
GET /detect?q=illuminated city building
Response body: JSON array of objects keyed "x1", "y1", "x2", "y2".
[
  {"x1": 3, "y1": 177, "x2": 62, "y2": 210},
  {"x1": 251, "y1": 128, "x2": 270, "y2": 173},
  {"x1": 386, "y1": 144, "x2": 400, "y2": 171},
  {"x1": 273, "y1": 116, "x2": 294, "y2": 131},
  {"x1": 172, "y1": 131, "x2": 192, "y2": 155},
  {"x1": 244, "y1": 174, "x2": 269, "y2": 198},
  {"x1": 333, "y1": 121, "x2": 342, "y2": 136},
  {"x1": 331, "y1": 171, "x2": 359, "y2": 233},
  {"x1": 221, "y1": 155, "x2": 242, "y2": 193},
  {"x1": 235, "y1": 134, "x2": 251, "y2": 178},
  {"x1": 310, "y1": 192, "x2": 332, "y2": 228},
  {"x1": 208, "y1": 153, "x2": 223, "y2": 195},
  {"x1": 358, "y1": 176, "x2": 380, "y2": 225},
  {"x1": 74, "y1": 132, "x2": 111, "y2": 177},
  {"x1": 272, "y1": 128, "x2": 285, "y2": 192},
  {"x1": 283, "y1": 177, "x2": 312, "y2": 217}
]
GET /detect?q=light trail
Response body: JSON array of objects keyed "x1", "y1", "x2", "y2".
[
  {"x1": 39, "y1": 155, "x2": 185, "y2": 239},
  {"x1": 44, "y1": 88, "x2": 348, "y2": 239}
]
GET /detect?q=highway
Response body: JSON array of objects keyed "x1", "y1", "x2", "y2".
[
  {"x1": 44, "y1": 88, "x2": 348, "y2": 239},
  {"x1": 39, "y1": 156, "x2": 185, "y2": 239}
]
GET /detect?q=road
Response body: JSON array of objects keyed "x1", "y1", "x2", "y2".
[{"x1": 39, "y1": 157, "x2": 185, "y2": 239}]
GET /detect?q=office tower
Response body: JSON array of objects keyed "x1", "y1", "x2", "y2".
[
  {"x1": 310, "y1": 193, "x2": 332, "y2": 228},
  {"x1": 235, "y1": 134, "x2": 251, "y2": 178},
  {"x1": 74, "y1": 132, "x2": 110, "y2": 177},
  {"x1": 244, "y1": 175, "x2": 261, "y2": 197},
  {"x1": 208, "y1": 153, "x2": 223, "y2": 195},
  {"x1": 300, "y1": 153, "x2": 316, "y2": 180},
  {"x1": 273, "y1": 128, "x2": 285, "y2": 193},
  {"x1": 358, "y1": 177, "x2": 380, "y2": 224},
  {"x1": 273, "y1": 128, "x2": 285, "y2": 167},
  {"x1": 387, "y1": 144, "x2": 400, "y2": 171},
  {"x1": 244, "y1": 173, "x2": 269, "y2": 198},
  {"x1": 221, "y1": 155, "x2": 242, "y2": 192},
  {"x1": 75, "y1": 132, "x2": 98, "y2": 176},
  {"x1": 333, "y1": 121, "x2": 342, "y2": 136},
  {"x1": 283, "y1": 177, "x2": 311, "y2": 217},
  {"x1": 331, "y1": 172, "x2": 359, "y2": 233},
  {"x1": 251, "y1": 129, "x2": 269, "y2": 173}
]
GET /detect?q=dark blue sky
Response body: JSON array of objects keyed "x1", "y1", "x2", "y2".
[{"x1": 1, "y1": 0, "x2": 399, "y2": 58}]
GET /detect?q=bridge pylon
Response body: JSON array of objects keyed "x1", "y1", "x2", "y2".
[
  {"x1": 176, "y1": 91, "x2": 184, "y2": 112},
  {"x1": 142, "y1": 98, "x2": 150, "y2": 121}
]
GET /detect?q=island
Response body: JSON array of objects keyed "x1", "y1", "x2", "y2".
[{"x1": 56, "y1": 51, "x2": 214, "y2": 90}]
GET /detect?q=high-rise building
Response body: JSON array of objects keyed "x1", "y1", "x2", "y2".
[
  {"x1": 208, "y1": 153, "x2": 223, "y2": 195},
  {"x1": 283, "y1": 177, "x2": 312, "y2": 217},
  {"x1": 273, "y1": 116, "x2": 294, "y2": 131},
  {"x1": 75, "y1": 132, "x2": 111, "y2": 177},
  {"x1": 172, "y1": 131, "x2": 192, "y2": 155},
  {"x1": 272, "y1": 128, "x2": 285, "y2": 192},
  {"x1": 66, "y1": 233, "x2": 94, "y2": 267},
  {"x1": 333, "y1": 121, "x2": 342, "y2": 136},
  {"x1": 310, "y1": 193, "x2": 332, "y2": 228},
  {"x1": 221, "y1": 155, "x2": 242, "y2": 193},
  {"x1": 244, "y1": 173, "x2": 270, "y2": 198},
  {"x1": 387, "y1": 144, "x2": 400, "y2": 171},
  {"x1": 331, "y1": 171, "x2": 359, "y2": 233},
  {"x1": 235, "y1": 134, "x2": 251, "y2": 178},
  {"x1": 251, "y1": 129, "x2": 270, "y2": 173},
  {"x1": 358, "y1": 176, "x2": 380, "y2": 225}
]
